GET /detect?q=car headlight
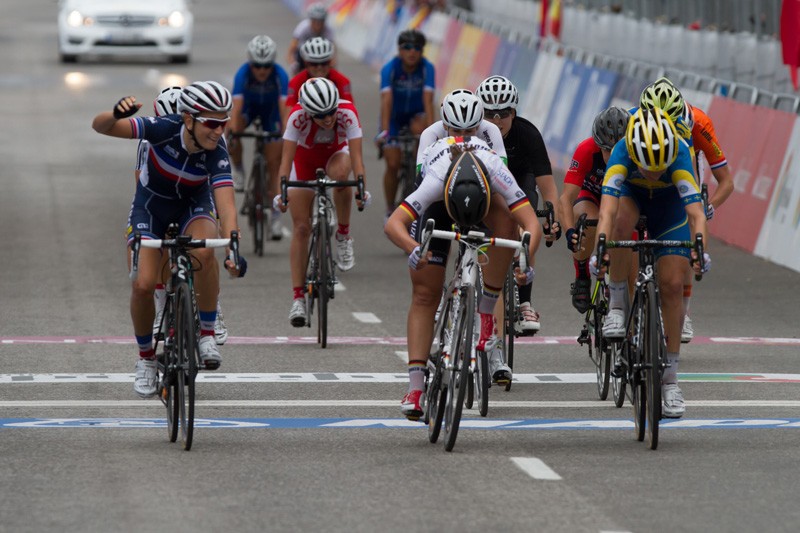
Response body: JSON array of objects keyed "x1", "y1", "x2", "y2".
[
  {"x1": 66, "y1": 10, "x2": 90, "y2": 27},
  {"x1": 167, "y1": 11, "x2": 185, "y2": 28}
]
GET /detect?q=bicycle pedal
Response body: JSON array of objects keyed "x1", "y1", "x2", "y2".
[
  {"x1": 203, "y1": 360, "x2": 220, "y2": 371},
  {"x1": 610, "y1": 366, "x2": 624, "y2": 379}
]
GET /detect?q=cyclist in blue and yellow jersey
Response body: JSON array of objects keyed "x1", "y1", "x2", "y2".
[
  {"x1": 477, "y1": 75, "x2": 560, "y2": 335},
  {"x1": 594, "y1": 107, "x2": 709, "y2": 419},
  {"x1": 92, "y1": 81, "x2": 246, "y2": 399},
  {"x1": 229, "y1": 36, "x2": 290, "y2": 244},
  {"x1": 639, "y1": 76, "x2": 734, "y2": 343},
  {"x1": 376, "y1": 29, "x2": 436, "y2": 219}
]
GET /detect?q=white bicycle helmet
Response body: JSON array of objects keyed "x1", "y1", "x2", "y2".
[
  {"x1": 307, "y1": 2, "x2": 328, "y2": 21},
  {"x1": 300, "y1": 37, "x2": 335, "y2": 63},
  {"x1": 178, "y1": 81, "x2": 232, "y2": 115},
  {"x1": 625, "y1": 107, "x2": 679, "y2": 172},
  {"x1": 153, "y1": 86, "x2": 182, "y2": 117},
  {"x1": 247, "y1": 35, "x2": 277, "y2": 64},
  {"x1": 476, "y1": 76, "x2": 519, "y2": 111},
  {"x1": 299, "y1": 77, "x2": 339, "y2": 115},
  {"x1": 441, "y1": 89, "x2": 483, "y2": 130}
]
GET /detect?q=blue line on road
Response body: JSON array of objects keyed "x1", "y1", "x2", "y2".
[{"x1": 3, "y1": 418, "x2": 800, "y2": 429}]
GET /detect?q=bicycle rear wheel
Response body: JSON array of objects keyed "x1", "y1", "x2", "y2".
[
  {"x1": 443, "y1": 286, "x2": 475, "y2": 452},
  {"x1": 630, "y1": 305, "x2": 646, "y2": 442},
  {"x1": 317, "y1": 215, "x2": 329, "y2": 348},
  {"x1": 427, "y1": 361, "x2": 447, "y2": 443},
  {"x1": 502, "y1": 270, "x2": 515, "y2": 392},
  {"x1": 176, "y1": 282, "x2": 196, "y2": 451},
  {"x1": 611, "y1": 341, "x2": 627, "y2": 408},
  {"x1": 251, "y1": 156, "x2": 267, "y2": 256},
  {"x1": 644, "y1": 283, "x2": 663, "y2": 450},
  {"x1": 475, "y1": 349, "x2": 489, "y2": 417}
]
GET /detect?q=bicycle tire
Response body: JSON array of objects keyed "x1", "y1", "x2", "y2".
[
  {"x1": 611, "y1": 341, "x2": 626, "y2": 408},
  {"x1": 476, "y1": 350, "x2": 489, "y2": 417},
  {"x1": 502, "y1": 271, "x2": 516, "y2": 392},
  {"x1": 630, "y1": 304, "x2": 646, "y2": 442},
  {"x1": 251, "y1": 155, "x2": 266, "y2": 256},
  {"x1": 465, "y1": 367, "x2": 474, "y2": 410},
  {"x1": 443, "y1": 286, "x2": 475, "y2": 452},
  {"x1": 317, "y1": 213, "x2": 329, "y2": 348},
  {"x1": 644, "y1": 283, "x2": 663, "y2": 450},
  {"x1": 593, "y1": 285, "x2": 611, "y2": 400},
  {"x1": 162, "y1": 298, "x2": 179, "y2": 443},
  {"x1": 176, "y1": 282, "x2": 196, "y2": 451},
  {"x1": 427, "y1": 293, "x2": 452, "y2": 443}
]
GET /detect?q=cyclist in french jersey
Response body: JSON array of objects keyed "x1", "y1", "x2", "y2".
[
  {"x1": 286, "y1": 38, "x2": 353, "y2": 109},
  {"x1": 286, "y1": 2, "x2": 336, "y2": 76},
  {"x1": 477, "y1": 75, "x2": 560, "y2": 334},
  {"x1": 385, "y1": 132, "x2": 543, "y2": 419},
  {"x1": 275, "y1": 78, "x2": 368, "y2": 327},
  {"x1": 639, "y1": 77, "x2": 733, "y2": 343},
  {"x1": 135, "y1": 87, "x2": 230, "y2": 345},
  {"x1": 595, "y1": 108, "x2": 709, "y2": 419},
  {"x1": 229, "y1": 36, "x2": 289, "y2": 192},
  {"x1": 559, "y1": 106, "x2": 629, "y2": 313},
  {"x1": 376, "y1": 29, "x2": 435, "y2": 218},
  {"x1": 92, "y1": 82, "x2": 245, "y2": 399}
]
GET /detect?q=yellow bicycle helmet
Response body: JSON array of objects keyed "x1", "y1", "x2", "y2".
[
  {"x1": 639, "y1": 77, "x2": 685, "y2": 123},
  {"x1": 625, "y1": 107, "x2": 679, "y2": 173}
]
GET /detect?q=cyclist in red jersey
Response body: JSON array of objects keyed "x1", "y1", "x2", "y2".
[
  {"x1": 285, "y1": 37, "x2": 353, "y2": 109},
  {"x1": 559, "y1": 107, "x2": 629, "y2": 313},
  {"x1": 276, "y1": 78, "x2": 368, "y2": 326}
]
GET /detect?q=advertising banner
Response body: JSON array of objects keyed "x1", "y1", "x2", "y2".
[
  {"x1": 442, "y1": 24, "x2": 485, "y2": 94},
  {"x1": 466, "y1": 31, "x2": 501, "y2": 92},
  {"x1": 490, "y1": 39, "x2": 523, "y2": 79},
  {"x1": 704, "y1": 98, "x2": 795, "y2": 252},
  {"x1": 541, "y1": 60, "x2": 591, "y2": 169},
  {"x1": 419, "y1": 11, "x2": 451, "y2": 67},
  {"x1": 563, "y1": 67, "x2": 617, "y2": 160},
  {"x1": 523, "y1": 49, "x2": 561, "y2": 129},
  {"x1": 433, "y1": 18, "x2": 465, "y2": 90}
]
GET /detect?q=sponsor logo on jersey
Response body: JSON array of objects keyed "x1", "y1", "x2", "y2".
[
  {"x1": 218, "y1": 159, "x2": 230, "y2": 169},
  {"x1": 570, "y1": 159, "x2": 579, "y2": 170}
]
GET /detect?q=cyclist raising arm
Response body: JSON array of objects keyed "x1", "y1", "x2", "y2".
[
  {"x1": 276, "y1": 77, "x2": 367, "y2": 326},
  {"x1": 595, "y1": 108, "x2": 708, "y2": 419},
  {"x1": 376, "y1": 29, "x2": 435, "y2": 219},
  {"x1": 477, "y1": 75, "x2": 560, "y2": 333},
  {"x1": 92, "y1": 82, "x2": 244, "y2": 398},
  {"x1": 558, "y1": 106, "x2": 628, "y2": 313}
]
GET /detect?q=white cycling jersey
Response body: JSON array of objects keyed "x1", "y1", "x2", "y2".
[
  {"x1": 415, "y1": 119, "x2": 507, "y2": 170},
  {"x1": 401, "y1": 136, "x2": 529, "y2": 221}
]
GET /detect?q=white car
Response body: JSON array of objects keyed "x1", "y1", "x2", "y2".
[{"x1": 57, "y1": 0, "x2": 193, "y2": 63}]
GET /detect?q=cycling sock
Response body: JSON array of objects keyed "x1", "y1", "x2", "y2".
[
  {"x1": 608, "y1": 280, "x2": 628, "y2": 310},
  {"x1": 518, "y1": 281, "x2": 532, "y2": 306},
  {"x1": 408, "y1": 362, "x2": 426, "y2": 392},
  {"x1": 574, "y1": 259, "x2": 590, "y2": 279},
  {"x1": 683, "y1": 285, "x2": 692, "y2": 315},
  {"x1": 136, "y1": 334, "x2": 154, "y2": 359},
  {"x1": 478, "y1": 282, "x2": 502, "y2": 314},
  {"x1": 198, "y1": 310, "x2": 216, "y2": 337},
  {"x1": 154, "y1": 284, "x2": 166, "y2": 309},
  {"x1": 662, "y1": 352, "x2": 680, "y2": 384},
  {"x1": 139, "y1": 348, "x2": 156, "y2": 360},
  {"x1": 293, "y1": 286, "x2": 304, "y2": 300},
  {"x1": 336, "y1": 224, "x2": 349, "y2": 238}
]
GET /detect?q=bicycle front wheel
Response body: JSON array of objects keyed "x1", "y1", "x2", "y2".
[
  {"x1": 317, "y1": 215, "x2": 329, "y2": 348},
  {"x1": 593, "y1": 284, "x2": 611, "y2": 400},
  {"x1": 502, "y1": 270, "x2": 515, "y2": 392},
  {"x1": 251, "y1": 156, "x2": 267, "y2": 256},
  {"x1": 611, "y1": 341, "x2": 627, "y2": 408},
  {"x1": 443, "y1": 286, "x2": 475, "y2": 452},
  {"x1": 644, "y1": 283, "x2": 663, "y2": 450},
  {"x1": 475, "y1": 349, "x2": 489, "y2": 417},
  {"x1": 176, "y1": 282, "x2": 196, "y2": 451}
]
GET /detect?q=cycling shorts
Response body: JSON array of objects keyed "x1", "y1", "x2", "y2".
[
  {"x1": 621, "y1": 183, "x2": 691, "y2": 259},
  {"x1": 573, "y1": 189, "x2": 600, "y2": 207},
  {"x1": 387, "y1": 111, "x2": 425, "y2": 141},
  {"x1": 126, "y1": 183, "x2": 217, "y2": 245},
  {"x1": 242, "y1": 110, "x2": 283, "y2": 137},
  {"x1": 290, "y1": 145, "x2": 350, "y2": 182}
]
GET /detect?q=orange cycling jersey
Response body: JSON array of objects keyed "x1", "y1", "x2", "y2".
[{"x1": 690, "y1": 105, "x2": 727, "y2": 170}]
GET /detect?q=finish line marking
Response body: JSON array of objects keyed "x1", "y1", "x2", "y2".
[
  {"x1": 3, "y1": 372, "x2": 800, "y2": 384},
  {"x1": 3, "y1": 417, "x2": 800, "y2": 429},
  {"x1": 1, "y1": 335, "x2": 799, "y2": 346}
]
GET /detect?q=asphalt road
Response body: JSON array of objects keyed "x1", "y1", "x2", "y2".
[{"x1": 2, "y1": 1, "x2": 800, "y2": 532}]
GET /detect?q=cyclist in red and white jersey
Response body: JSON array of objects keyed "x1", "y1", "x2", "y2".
[
  {"x1": 276, "y1": 77, "x2": 368, "y2": 327},
  {"x1": 286, "y1": 38, "x2": 353, "y2": 109}
]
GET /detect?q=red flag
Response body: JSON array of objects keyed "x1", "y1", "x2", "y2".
[
  {"x1": 781, "y1": 0, "x2": 800, "y2": 90},
  {"x1": 540, "y1": 0, "x2": 548, "y2": 39},
  {"x1": 549, "y1": 0, "x2": 562, "y2": 40}
]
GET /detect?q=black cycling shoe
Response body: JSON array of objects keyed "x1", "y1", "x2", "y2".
[{"x1": 570, "y1": 278, "x2": 591, "y2": 314}]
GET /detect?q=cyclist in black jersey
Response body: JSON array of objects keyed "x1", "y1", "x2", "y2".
[{"x1": 477, "y1": 76, "x2": 561, "y2": 335}]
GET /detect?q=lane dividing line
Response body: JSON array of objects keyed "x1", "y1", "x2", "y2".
[
  {"x1": 352, "y1": 312, "x2": 381, "y2": 324},
  {"x1": 510, "y1": 457, "x2": 562, "y2": 480}
]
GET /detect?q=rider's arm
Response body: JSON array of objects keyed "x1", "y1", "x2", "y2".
[
  {"x1": 560, "y1": 139, "x2": 595, "y2": 229},
  {"x1": 559, "y1": 183, "x2": 582, "y2": 231},
  {"x1": 230, "y1": 97, "x2": 246, "y2": 135},
  {"x1": 378, "y1": 64, "x2": 393, "y2": 134},
  {"x1": 278, "y1": 138, "x2": 298, "y2": 179},
  {"x1": 595, "y1": 145, "x2": 630, "y2": 250},
  {"x1": 708, "y1": 164, "x2": 733, "y2": 209},
  {"x1": 348, "y1": 137, "x2": 366, "y2": 179},
  {"x1": 277, "y1": 67, "x2": 290, "y2": 131},
  {"x1": 92, "y1": 96, "x2": 141, "y2": 138}
]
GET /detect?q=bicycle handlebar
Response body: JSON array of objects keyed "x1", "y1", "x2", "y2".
[
  {"x1": 596, "y1": 232, "x2": 705, "y2": 281},
  {"x1": 535, "y1": 201, "x2": 555, "y2": 248},
  {"x1": 130, "y1": 229, "x2": 240, "y2": 281},
  {"x1": 280, "y1": 170, "x2": 366, "y2": 211},
  {"x1": 574, "y1": 213, "x2": 598, "y2": 253}
]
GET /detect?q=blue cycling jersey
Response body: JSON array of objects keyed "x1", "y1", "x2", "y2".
[
  {"x1": 232, "y1": 62, "x2": 289, "y2": 132},
  {"x1": 379, "y1": 57, "x2": 435, "y2": 134},
  {"x1": 129, "y1": 114, "x2": 233, "y2": 199}
]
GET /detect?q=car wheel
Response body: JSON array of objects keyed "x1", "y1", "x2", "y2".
[
  {"x1": 169, "y1": 55, "x2": 190, "y2": 64},
  {"x1": 60, "y1": 53, "x2": 78, "y2": 63}
]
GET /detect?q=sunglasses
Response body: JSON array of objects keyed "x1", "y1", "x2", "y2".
[
  {"x1": 306, "y1": 60, "x2": 331, "y2": 67},
  {"x1": 194, "y1": 116, "x2": 230, "y2": 130},
  {"x1": 489, "y1": 108, "x2": 514, "y2": 119},
  {"x1": 312, "y1": 108, "x2": 337, "y2": 120},
  {"x1": 251, "y1": 62, "x2": 274, "y2": 70},
  {"x1": 400, "y1": 43, "x2": 422, "y2": 51}
]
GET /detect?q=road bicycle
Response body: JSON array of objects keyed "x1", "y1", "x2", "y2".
[
  {"x1": 420, "y1": 219, "x2": 530, "y2": 451},
  {"x1": 597, "y1": 228, "x2": 704, "y2": 450},
  {"x1": 499, "y1": 201, "x2": 554, "y2": 392},
  {"x1": 232, "y1": 123, "x2": 282, "y2": 257},
  {"x1": 131, "y1": 223, "x2": 240, "y2": 451},
  {"x1": 393, "y1": 128, "x2": 419, "y2": 207},
  {"x1": 281, "y1": 170, "x2": 364, "y2": 348}
]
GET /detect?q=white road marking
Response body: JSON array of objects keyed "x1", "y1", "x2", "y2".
[
  {"x1": 510, "y1": 457, "x2": 562, "y2": 480},
  {"x1": 352, "y1": 312, "x2": 381, "y2": 324},
  {"x1": 395, "y1": 350, "x2": 408, "y2": 360}
]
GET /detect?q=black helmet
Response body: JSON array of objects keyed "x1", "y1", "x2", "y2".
[
  {"x1": 398, "y1": 29, "x2": 426, "y2": 48},
  {"x1": 444, "y1": 149, "x2": 491, "y2": 229},
  {"x1": 592, "y1": 106, "x2": 629, "y2": 151}
]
